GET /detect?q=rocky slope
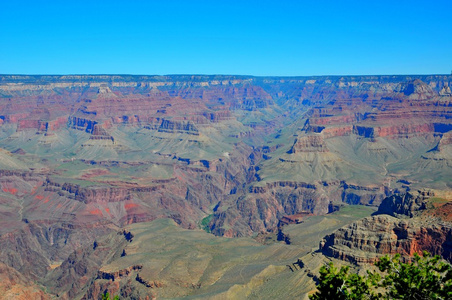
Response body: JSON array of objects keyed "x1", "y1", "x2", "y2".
[
  {"x1": 43, "y1": 218, "x2": 312, "y2": 299},
  {"x1": 0, "y1": 262, "x2": 50, "y2": 300}
]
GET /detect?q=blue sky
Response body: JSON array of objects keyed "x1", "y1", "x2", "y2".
[{"x1": 1, "y1": 0, "x2": 451, "y2": 76}]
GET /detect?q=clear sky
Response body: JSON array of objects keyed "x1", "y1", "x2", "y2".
[{"x1": 1, "y1": 0, "x2": 451, "y2": 76}]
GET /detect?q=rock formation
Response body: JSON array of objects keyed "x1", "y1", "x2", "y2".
[
  {"x1": 320, "y1": 214, "x2": 452, "y2": 264},
  {"x1": 320, "y1": 192, "x2": 452, "y2": 264},
  {"x1": 376, "y1": 190, "x2": 431, "y2": 218}
]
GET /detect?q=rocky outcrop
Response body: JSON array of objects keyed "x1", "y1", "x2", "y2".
[
  {"x1": 97, "y1": 265, "x2": 142, "y2": 281},
  {"x1": 434, "y1": 131, "x2": 452, "y2": 151},
  {"x1": 16, "y1": 116, "x2": 67, "y2": 132},
  {"x1": 135, "y1": 273, "x2": 164, "y2": 288},
  {"x1": 158, "y1": 119, "x2": 199, "y2": 135},
  {"x1": 352, "y1": 123, "x2": 436, "y2": 139},
  {"x1": 89, "y1": 124, "x2": 114, "y2": 141},
  {"x1": 44, "y1": 180, "x2": 132, "y2": 203},
  {"x1": 400, "y1": 79, "x2": 436, "y2": 100},
  {"x1": 287, "y1": 135, "x2": 328, "y2": 153},
  {"x1": 320, "y1": 215, "x2": 452, "y2": 264},
  {"x1": 439, "y1": 84, "x2": 452, "y2": 96},
  {"x1": 376, "y1": 191, "x2": 431, "y2": 218},
  {"x1": 68, "y1": 116, "x2": 98, "y2": 133},
  {"x1": 320, "y1": 192, "x2": 451, "y2": 264}
]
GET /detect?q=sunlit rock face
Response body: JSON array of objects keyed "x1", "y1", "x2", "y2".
[{"x1": 320, "y1": 191, "x2": 452, "y2": 264}]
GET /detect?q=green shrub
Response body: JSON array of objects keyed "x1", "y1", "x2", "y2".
[{"x1": 310, "y1": 251, "x2": 452, "y2": 300}]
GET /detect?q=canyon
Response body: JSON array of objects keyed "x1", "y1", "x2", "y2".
[{"x1": 1, "y1": 74, "x2": 452, "y2": 298}]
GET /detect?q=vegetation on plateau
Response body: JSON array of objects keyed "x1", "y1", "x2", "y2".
[{"x1": 310, "y1": 251, "x2": 452, "y2": 300}]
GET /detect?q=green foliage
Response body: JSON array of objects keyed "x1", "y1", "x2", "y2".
[
  {"x1": 102, "y1": 292, "x2": 119, "y2": 300},
  {"x1": 376, "y1": 252, "x2": 452, "y2": 299},
  {"x1": 200, "y1": 214, "x2": 213, "y2": 233},
  {"x1": 310, "y1": 251, "x2": 452, "y2": 300},
  {"x1": 310, "y1": 263, "x2": 379, "y2": 300}
]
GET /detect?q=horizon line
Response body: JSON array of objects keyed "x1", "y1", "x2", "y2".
[{"x1": 1, "y1": 73, "x2": 451, "y2": 78}]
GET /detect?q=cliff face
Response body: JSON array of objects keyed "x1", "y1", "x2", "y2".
[
  {"x1": 376, "y1": 191, "x2": 431, "y2": 218},
  {"x1": 158, "y1": 119, "x2": 199, "y2": 135},
  {"x1": 320, "y1": 215, "x2": 452, "y2": 264},
  {"x1": 288, "y1": 135, "x2": 329, "y2": 153},
  {"x1": 320, "y1": 192, "x2": 452, "y2": 264}
]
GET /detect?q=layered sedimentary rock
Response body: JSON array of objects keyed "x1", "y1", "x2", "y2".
[
  {"x1": 287, "y1": 135, "x2": 328, "y2": 154},
  {"x1": 320, "y1": 192, "x2": 452, "y2": 264},
  {"x1": 320, "y1": 214, "x2": 452, "y2": 264}
]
